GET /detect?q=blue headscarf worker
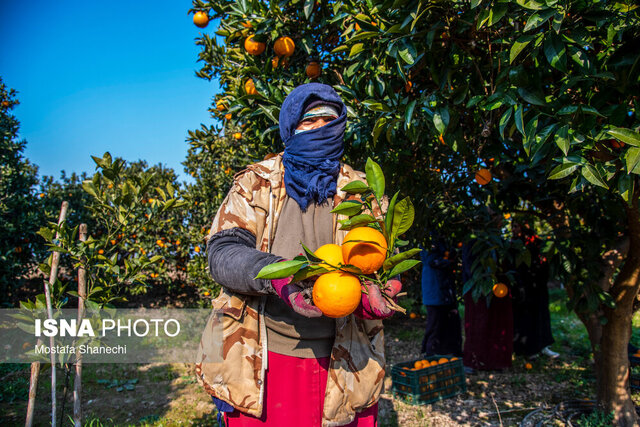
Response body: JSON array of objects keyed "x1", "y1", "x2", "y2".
[{"x1": 202, "y1": 83, "x2": 401, "y2": 426}]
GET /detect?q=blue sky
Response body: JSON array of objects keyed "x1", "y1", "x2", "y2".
[{"x1": 0, "y1": 1, "x2": 218, "y2": 182}]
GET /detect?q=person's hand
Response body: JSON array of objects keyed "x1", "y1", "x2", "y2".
[
  {"x1": 271, "y1": 276, "x2": 322, "y2": 318},
  {"x1": 353, "y1": 279, "x2": 402, "y2": 320}
]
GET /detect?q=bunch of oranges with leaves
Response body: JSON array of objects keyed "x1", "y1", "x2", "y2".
[{"x1": 256, "y1": 158, "x2": 421, "y2": 319}]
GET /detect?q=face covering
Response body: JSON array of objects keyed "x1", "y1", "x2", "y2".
[{"x1": 278, "y1": 83, "x2": 346, "y2": 211}]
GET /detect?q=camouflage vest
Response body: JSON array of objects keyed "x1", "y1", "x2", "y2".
[{"x1": 196, "y1": 154, "x2": 386, "y2": 426}]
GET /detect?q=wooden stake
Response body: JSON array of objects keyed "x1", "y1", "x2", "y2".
[
  {"x1": 73, "y1": 223, "x2": 87, "y2": 427},
  {"x1": 25, "y1": 201, "x2": 69, "y2": 427}
]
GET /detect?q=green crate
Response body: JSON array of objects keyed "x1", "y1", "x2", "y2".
[{"x1": 391, "y1": 355, "x2": 466, "y2": 405}]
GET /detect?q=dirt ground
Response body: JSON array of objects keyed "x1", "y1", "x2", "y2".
[{"x1": 1, "y1": 312, "x2": 604, "y2": 427}]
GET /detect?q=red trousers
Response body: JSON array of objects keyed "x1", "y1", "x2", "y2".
[{"x1": 225, "y1": 351, "x2": 378, "y2": 426}]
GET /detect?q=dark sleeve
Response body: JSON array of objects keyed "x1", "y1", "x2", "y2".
[{"x1": 207, "y1": 227, "x2": 283, "y2": 296}]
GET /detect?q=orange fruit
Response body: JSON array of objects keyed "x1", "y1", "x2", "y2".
[
  {"x1": 245, "y1": 78, "x2": 258, "y2": 95},
  {"x1": 312, "y1": 271, "x2": 361, "y2": 318},
  {"x1": 314, "y1": 244, "x2": 344, "y2": 270},
  {"x1": 493, "y1": 282, "x2": 508, "y2": 298},
  {"x1": 413, "y1": 360, "x2": 423, "y2": 369},
  {"x1": 216, "y1": 101, "x2": 227, "y2": 111},
  {"x1": 111, "y1": 239, "x2": 117, "y2": 245},
  {"x1": 233, "y1": 132, "x2": 242, "y2": 140},
  {"x1": 409, "y1": 312, "x2": 418, "y2": 319},
  {"x1": 194, "y1": 246, "x2": 201, "y2": 253},
  {"x1": 271, "y1": 56, "x2": 280, "y2": 68},
  {"x1": 306, "y1": 62, "x2": 321, "y2": 79},
  {"x1": 609, "y1": 139, "x2": 625, "y2": 149},
  {"x1": 244, "y1": 35, "x2": 266, "y2": 55},
  {"x1": 224, "y1": 113, "x2": 232, "y2": 120},
  {"x1": 475, "y1": 168, "x2": 492, "y2": 185},
  {"x1": 241, "y1": 21, "x2": 253, "y2": 28},
  {"x1": 342, "y1": 227, "x2": 388, "y2": 274},
  {"x1": 98, "y1": 249, "x2": 104, "y2": 255},
  {"x1": 203, "y1": 291, "x2": 210, "y2": 296},
  {"x1": 193, "y1": 11, "x2": 209, "y2": 28},
  {"x1": 273, "y1": 36, "x2": 295, "y2": 57},
  {"x1": 525, "y1": 362, "x2": 533, "y2": 370},
  {"x1": 438, "y1": 357, "x2": 449, "y2": 364}
]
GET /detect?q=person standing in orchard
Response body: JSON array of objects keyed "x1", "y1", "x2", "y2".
[{"x1": 196, "y1": 83, "x2": 402, "y2": 426}]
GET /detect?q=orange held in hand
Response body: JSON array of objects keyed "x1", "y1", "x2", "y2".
[
  {"x1": 475, "y1": 168, "x2": 492, "y2": 185},
  {"x1": 314, "y1": 244, "x2": 344, "y2": 270},
  {"x1": 493, "y1": 282, "x2": 508, "y2": 298},
  {"x1": 312, "y1": 271, "x2": 361, "y2": 318},
  {"x1": 342, "y1": 227, "x2": 388, "y2": 274}
]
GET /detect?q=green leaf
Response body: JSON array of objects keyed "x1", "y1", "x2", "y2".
[
  {"x1": 581, "y1": 164, "x2": 609, "y2": 189},
  {"x1": 607, "y1": 127, "x2": 640, "y2": 147},
  {"x1": 548, "y1": 163, "x2": 579, "y2": 180},
  {"x1": 470, "y1": 0, "x2": 483, "y2": 8},
  {"x1": 554, "y1": 125, "x2": 570, "y2": 155},
  {"x1": 433, "y1": 108, "x2": 449, "y2": 134},
  {"x1": 383, "y1": 248, "x2": 421, "y2": 271},
  {"x1": 388, "y1": 259, "x2": 421, "y2": 278},
  {"x1": 365, "y1": 158, "x2": 385, "y2": 201},
  {"x1": 255, "y1": 260, "x2": 307, "y2": 279},
  {"x1": 515, "y1": 0, "x2": 545, "y2": 10},
  {"x1": 341, "y1": 180, "x2": 370, "y2": 194},
  {"x1": 488, "y1": 5, "x2": 508, "y2": 26},
  {"x1": 292, "y1": 265, "x2": 329, "y2": 283},
  {"x1": 372, "y1": 117, "x2": 387, "y2": 144},
  {"x1": 331, "y1": 201, "x2": 363, "y2": 216},
  {"x1": 384, "y1": 191, "x2": 399, "y2": 244},
  {"x1": 361, "y1": 99, "x2": 392, "y2": 112},
  {"x1": 514, "y1": 104, "x2": 525, "y2": 136},
  {"x1": 391, "y1": 197, "x2": 415, "y2": 239},
  {"x1": 303, "y1": 0, "x2": 314, "y2": 19},
  {"x1": 331, "y1": 45, "x2": 349, "y2": 54},
  {"x1": 523, "y1": 10, "x2": 555, "y2": 32},
  {"x1": 510, "y1": 35, "x2": 535, "y2": 63},
  {"x1": 82, "y1": 180, "x2": 98, "y2": 198},
  {"x1": 517, "y1": 88, "x2": 546, "y2": 106},
  {"x1": 618, "y1": 174, "x2": 634, "y2": 204},
  {"x1": 404, "y1": 99, "x2": 417, "y2": 130},
  {"x1": 625, "y1": 148, "x2": 640, "y2": 174},
  {"x1": 499, "y1": 107, "x2": 513, "y2": 139},
  {"x1": 301, "y1": 243, "x2": 322, "y2": 262},
  {"x1": 349, "y1": 43, "x2": 365, "y2": 57},
  {"x1": 348, "y1": 31, "x2": 379, "y2": 42},
  {"x1": 543, "y1": 34, "x2": 567, "y2": 72},
  {"x1": 339, "y1": 214, "x2": 378, "y2": 230}
]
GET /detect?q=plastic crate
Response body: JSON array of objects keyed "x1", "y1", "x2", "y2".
[{"x1": 391, "y1": 355, "x2": 466, "y2": 405}]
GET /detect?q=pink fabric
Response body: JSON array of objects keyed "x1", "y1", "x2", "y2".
[{"x1": 225, "y1": 351, "x2": 378, "y2": 426}]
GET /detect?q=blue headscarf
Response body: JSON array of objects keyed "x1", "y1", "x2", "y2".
[{"x1": 279, "y1": 83, "x2": 346, "y2": 211}]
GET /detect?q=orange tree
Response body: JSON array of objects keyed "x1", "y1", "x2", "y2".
[
  {"x1": 35, "y1": 152, "x2": 188, "y2": 309},
  {"x1": 190, "y1": 0, "x2": 639, "y2": 421},
  {"x1": 182, "y1": 122, "x2": 255, "y2": 297},
  {"x1": 0, "y1": 79, "x2": 42, "y2": 303}
]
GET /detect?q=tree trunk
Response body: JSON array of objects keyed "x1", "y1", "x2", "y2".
[{"x1": 597, "y1": 202, "x2": 640, "y2": 426}]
